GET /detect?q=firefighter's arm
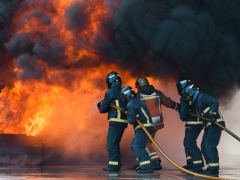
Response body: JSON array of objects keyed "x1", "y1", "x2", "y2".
[
  {"x1": 156, "y1": 90, "x2": 179, "y2": 110},
  {"x1": 201, "y1": 93, "x2": 219, "y2": 118},
  {"x1": 127, "y1": 102, "x2": 137, "y2": 125},
  {"x1": 97, "y1": 91, "x2": 111, "y2": 113},
  {"x1": 179, "y1": 97, "x2": 190, "y2": 121}
]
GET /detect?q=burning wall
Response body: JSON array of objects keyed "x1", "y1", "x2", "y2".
[{"x1": 0, "y1": 0, "x2": 240, "y2": 166}]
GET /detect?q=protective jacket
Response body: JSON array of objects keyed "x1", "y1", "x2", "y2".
[
  {"x1": 98, "y1": 83, "x2": 127, "y2": 128},
  {"x1": 127, "y1": 97, "x2": 153, "y2": 131},
  {"x1": 194, "y1": 93, "x2": 225, "y2": 128},
  {"x1": 137, "y1": 85, "x2": 177, "y2": 128},
  {"x1": 179, "y1": 97, "x2": 203, "y2": 127}
]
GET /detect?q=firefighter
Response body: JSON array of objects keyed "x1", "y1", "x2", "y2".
[
  {"x1": 184, "y1": 83, "x2": 225, "y2": 176},
  {"x1": 120, "y1": 86, "x2": 154, "y2": 173},
  {"x1": 97, "y1": 72, "x2": 128, "y2": 172},
  {"x1": 177, "y1": 78, "x2": 204, "y2": 173},
  {"x1": 135, "y1": 77, "x2": 179, "y2": 170}
]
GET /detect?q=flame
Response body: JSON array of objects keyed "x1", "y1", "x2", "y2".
[
  {"x1": 0, "y1": 0, "x2": 107, "y2": 136},
  {"x1": 0, "y1": 0, "x2": 165, "y2": 165}
]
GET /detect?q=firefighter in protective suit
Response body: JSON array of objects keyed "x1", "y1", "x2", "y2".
[
  {"x1": 121, "y1": 86, "x2": 154, "y2": 173},
  {"x1": 97, "y1": 72, "x2": 127, "y2": 172},
  {"x1": 177, "y1": 78, "x2": 204, "y2": 173},
  {"x1": 135, "y1": 77, "x2": 179, "y2": 170},
  {"x1": 184, "y1": 83, "x2": 225, "y2": 176}
]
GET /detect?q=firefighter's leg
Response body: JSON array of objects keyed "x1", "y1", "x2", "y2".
[
  {"x1": 203, "y1": 125, "x2": 222, "y2": 175},
  {"x1": 105, "y1": 125, "x2": 125, "y2": 171},
  {"x1": 146, "y1": 127, "x2": 162, "y2": 170},
  {"x1": 184, "y1": 126, "x2": 204, "y2": 172},
  {"x1": 183, "y1": 127, "x2": 194, "y2": 169},
  {"x1": 187, "y1": 126, "x2": 204, "y2": 172},
  {"x1": 132, "y1": 130, "x2": 153, "y2": 173}
]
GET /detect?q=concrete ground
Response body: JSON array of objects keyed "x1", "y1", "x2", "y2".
[{"x1": 0, "y1": 166, "x2": 239, "y2": 180}]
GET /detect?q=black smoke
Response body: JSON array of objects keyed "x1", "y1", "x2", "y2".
[
  {"x1": 0, "y1": 0, "x2": 20, "y2": 87},
  {"x1": 99, "y1": 0, "x2": 240, "y2": 100},
  {"x1": 65, "y1": 1, "x2": 92, "y2": 33},
  {"x1": 3, "y1": 0, "x2": 98, "y2": 87},
  {"x1": 1, "y1": 0, "x2": 240, "y2": 100}
]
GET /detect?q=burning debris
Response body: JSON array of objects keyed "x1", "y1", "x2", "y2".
[{"x1": 0, "y1": 0, "x2": 239, "y2": 166}]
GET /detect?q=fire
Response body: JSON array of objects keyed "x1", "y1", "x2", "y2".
[
  {"x1": 0, "y1": 0, "x2": 157, "y2": 163},
  {"x1": 0, "y1": 0, "x2": 108, "y2": 136}
]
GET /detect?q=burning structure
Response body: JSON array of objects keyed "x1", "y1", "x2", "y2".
[{"x1": 0, "y1": 0, "x2": 240, "y2": 166}]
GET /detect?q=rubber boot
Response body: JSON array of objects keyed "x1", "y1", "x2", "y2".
[
  {"x1": 103, "y1": 166, "x2": 120, "y2": 172},
  {"x1": 152, "y1": 160, "x2": 162, "y2": 170},
  {"x1": 136, "y1": 166, "x2": 153, "y2": 173}
]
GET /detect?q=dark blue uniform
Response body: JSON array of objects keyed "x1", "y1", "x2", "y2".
[
  {"x1": 98, "y1": 83, "x2": 127, "y2": 170},
  {"x1": 194, "y1": 93, "x2": 225, "y2": 171},
  {"x1": 127, "y1": 97, "x2": 154, "y2": 170},
  {"x1": 179, "y1": 97, "x2": 204, "y2": 170}
]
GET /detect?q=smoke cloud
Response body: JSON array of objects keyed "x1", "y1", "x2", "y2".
[
  {"x1": 99, "y1": 0, "x2": 240, "y2": 100},
  {"x1": 65, "y1": 1, "x2": 92, "y2": 33},
  {"x1": 1, "y1": 0, "x2": 240, "y2": 99}
]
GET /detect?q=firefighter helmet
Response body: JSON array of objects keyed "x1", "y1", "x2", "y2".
[
  {"x1": 176, "y1": 78, "x2": 192, "y2": 96},
  {"x1": 120, "y1": 86, "x2": 136, "y2": 100},
  {"x1": 106, "y1": 71, "x2": 121, "y2": 89},
  {"x1": 185, "y1": 84, "x2": 197, "y2": 98},
  {"x1": 135, "y1": 77, "x2": 149, "y2": 88}
]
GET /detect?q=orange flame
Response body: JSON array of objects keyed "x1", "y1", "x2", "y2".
[{"x1": 0, "y1": 0, "x2": 109, "y2": 136}]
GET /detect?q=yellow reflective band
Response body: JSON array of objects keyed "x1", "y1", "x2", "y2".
[
  {"x1": 115, "y1": 100, "x2": 121, "y2": 119},
  {"x1": 139, "y1": 160, "x2": 151, "y2": 166},
  {"x1": 151, "y1": 155, "x2": 160, "y2": 160},
  {"x1": 186, "y1": 121, "x2": 203, "y2": 125},
  {"x1": 136, "y1": 157, "x2": 139, "y2": 161},
  {"x1": 208, "y1": 163, "x2": 219, "y2": 167},
  {"x1": 109, "y1": 161, "x2": 119, "y2": 165},
  {"x1": 209, "y1": 111, "x2": 217, "y2": 115},
  {"x1": 206, "y1": 122, "x2": 211, "y2": 128},
  {"x1": 217, "y1": 118, "x2": 224, "y2": 123},
  {"x1": 108, "y1": 174, "x2": 118, "y2": 177},
  {"x1": 109, "y1": 118, "x2": 128, "y2": 123},
  {"x1": 193, "y1": 160, "x2": 203, "y2": 164},
  {"x1": 150, "y1": 152, "x2": 158, "y2": 156},
  {"x1": 135, "y1": 123, "x2": 153, "y2": 130},
  {"x1": 141, "y1": 107, "x2": 150, "y2": 124},
  {"x1": 203, "y1": 107, "x2": 210, "y2": 114},
  {"x1": 186, "y1": 156, "x2": 191, "y2": 160},
  {"x1": 141, "y1": 96, "x2": 159, "y2": 100}
]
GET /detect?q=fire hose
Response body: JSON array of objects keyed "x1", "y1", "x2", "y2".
[
  {"x1": 189, "y1": 112, "x2": 240, "y2": 143},
  {"x1": 110, "y1": 104, "x2": 235, "y2": 180}
]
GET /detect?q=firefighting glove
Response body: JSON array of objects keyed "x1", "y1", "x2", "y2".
[{"x1": 208, "y1": 111, "x2": 218, "y2": 123}]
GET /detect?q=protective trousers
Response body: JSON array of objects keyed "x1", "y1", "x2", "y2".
[
  {"x1": 107, "y1": 125, "x2": 125, "y2": 169},
  {"x1": 184, "y1": 125, "x2": 204, "y2": 168},
  {"x1": 147, "y1": 128, "x2": 160, "y2": 161},
  {"x1": 201, "y1": 125, "x2": 222, "y2": 170},
  {"x1": 131, "y1": 129, "x2": 153, "y2": 170}
]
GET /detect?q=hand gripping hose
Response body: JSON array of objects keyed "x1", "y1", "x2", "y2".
[
  {"x1": 189, "y1": 112, "x2": 240, "y2": 143},
  {"x1": 109, "y1": 104, "x2": 235, "y2": 180}
]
